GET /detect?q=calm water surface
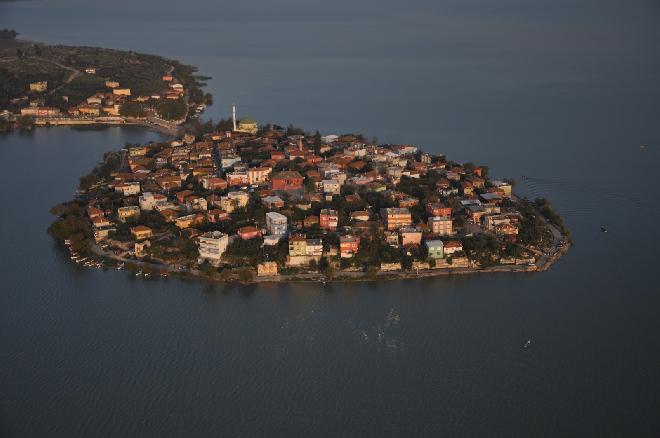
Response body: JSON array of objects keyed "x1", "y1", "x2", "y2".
[{"x1": 2, "y1": 1, "x2": 660, "y2": 436}]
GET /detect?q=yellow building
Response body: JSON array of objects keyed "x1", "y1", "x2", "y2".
[
  {"x1": 29, "y1": 81, "x2": 48, "y2": 92},
  {"x1": 237, "y1": 117, "x2": 258, "y2": 134},
  {"x1": 112, "y1": 88, "x2": 131, "y2": 96},
  {"x1": 102, "y1": 105, "x2": 120, "y2": 116},
  {"x1": 131, "y1": 225, "x2": 153, "y2": 241},
  {"x1": 175, "y1": 214, "x2": 197, "y2": 229},
  {"x1": 220, "y1": 191, "x2": 249, "y2": 213},
  {"x1": 117, "y1": 206, "x2": 141, "y2": 222},
  {"x1": 135, "y1": 240, "x2": 151, "y2": 258},
  {"x1": 128, "y1": 145, "x2": 148, "y2": 157},
  {"x1": 257, "y1": 262, "x2": 278, "y2": 277},
  {"x1": 288, "y1": 234, "x2": 307, "y2": 257}
]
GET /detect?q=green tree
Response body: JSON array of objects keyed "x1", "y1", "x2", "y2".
[
  {"x1": 120, "y1": 102, "x2": 147, "y2": 118},
  {"x1": 237, "y1": 268, "x2": 255, "y2": 282},
  {"x1": 16, "y1": 115, "x2": 34, "y2": 128},
  {"x1": 313, "y1": 130, "x2": 322, "y2": 154},
  {"x1": 157, "y1": 99, "x2": 186, "y2": 120},
  {"x1": 198, "y1": 261, "x2": 218, "y2": 277}
]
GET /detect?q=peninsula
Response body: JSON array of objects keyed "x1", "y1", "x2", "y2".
[{"x1": 0, "y1": 30, "x2": 211, "y2": 134}]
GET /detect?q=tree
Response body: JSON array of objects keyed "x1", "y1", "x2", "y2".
[
  {"x1": 402, "y1": 255, "x2": 413, "y2": 270},
  {"x1": 198, "y1": 261, "x2": 217, "y2": 277},
  {"x1": 120, "y1": 102, "x2": 147, "y2": 118},
  {"x1": 0, "y1": 29, "x2": 18, "y2": 40},
  {"x1": 157, "y1": 99, "x2": 186, "y2": 120},
  {"x1": 216, "y1": 118, "x2": 233, "y2": 132},
  {"x1": 16, "y1": 115, "x2": 34, "y2": 128},
  {"x1": 366, "y1": 265, "x2": 379, "y2": 279},
  {"x1": 237, "y1": 268, "x2": 255, "y2": 282},
  {"x1": 79, "y1": 173, "x2": 99, "y2": 190},
  {"x1": 324, "y1": 264, "x2": 336, "y2": 280},
  {"x1": 218, "y1": 268, "x2": 233, "y2": 281},
  {"x1": 313, "y1": 130, "x2": 322, "y2": 154},
  {"x1": 286, "y1": 124, "x2": 304, "y2": 136}
]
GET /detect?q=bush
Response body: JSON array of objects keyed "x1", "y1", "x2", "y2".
[
  {"x1": 198, "y1": 262, "x2": 218, "y2": 277},
  {"x1": 237, "y1": 268, "x2": 255, "y2": 282}
]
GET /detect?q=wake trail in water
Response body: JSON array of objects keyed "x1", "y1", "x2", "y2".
[{"x1": 520, "y1": 176, "x2": 660, "y2": 217}]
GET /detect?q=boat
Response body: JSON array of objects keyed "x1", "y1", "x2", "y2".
[
  {"x1": 601, "y1": 226, "x2": 608, "y2": 233},
  {"x1": 523, "y1": 339, "x2": 532, "y2": 349}
]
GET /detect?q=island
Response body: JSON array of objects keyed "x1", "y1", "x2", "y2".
[
  {"x1": 0, "y1": 29, "x2": 212, "y2": 134},
  {"x1": 47, "y1": 121, "x2": 571, "y2": 283}
]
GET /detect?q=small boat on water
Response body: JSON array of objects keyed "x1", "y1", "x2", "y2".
[
  {"x1": 523, "y1": 339, "x2": 532, "y2": 349},
  {"x1": 601, "y1": 226, "x2": 608, "y2": 233}
]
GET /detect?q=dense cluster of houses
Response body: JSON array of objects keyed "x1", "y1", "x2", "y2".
[{"x1": 80, "y1": 123, "x2": 526, "y2": 277}]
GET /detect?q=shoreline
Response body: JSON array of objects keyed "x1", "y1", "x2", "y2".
[
  {"x1": 75, "y1": 229, "x2": 571, "y2": 285},
  {"x1": 32, "y1": 119, "x2": 181, "y2": 136}
]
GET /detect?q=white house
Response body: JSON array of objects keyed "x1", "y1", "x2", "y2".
[
  {"x1": 198, "y1": 231, "x2": 229, "y2": 266},
  {"x1": 115, "y1": 181, "x2": 141, "y2": 196},
  {"x1": 322, "y1": 179, "x2": 342, "y2": 195},
  {"x1": 266, "y1": 211, "x2": 288, "y2": 236}
]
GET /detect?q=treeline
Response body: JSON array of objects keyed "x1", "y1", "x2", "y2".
[
  {"x1": 0, "y1": 29, "x2": 18, "y2": 40},
  {"x1": 79, "y1": 150, "x2": 122, "y2": 190},
  {"x1": 534, "y1": 198, "x2": 570, "y2": 238},
  {"x1": 48, "y1": 202, "x2": 91, "y2": 254}
]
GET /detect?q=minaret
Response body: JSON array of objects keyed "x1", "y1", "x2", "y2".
[{"x1": 232, "y1": 104, "x2": 237, "y2": 131}]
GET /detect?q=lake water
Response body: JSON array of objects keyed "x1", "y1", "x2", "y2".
[{"x1": 2, "y1": 1, "x2": 660, "y2": 436}]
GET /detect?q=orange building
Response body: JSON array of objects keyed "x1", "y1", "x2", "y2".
[
  {"x1": 319, "y1": 209, "x2": 339, "y2": 231},
  {"x1": 340, "y1": 235, "x2": 360, "y2": 258},
  {"x1": 380, "y1": 207, "x2": 412, "y2": 230}
]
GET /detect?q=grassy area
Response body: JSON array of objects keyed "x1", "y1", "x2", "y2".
[
  {"x1": 55, "y1": 74, "x2": 107, "y2": 106},
  {"x1": 1, "y1": 33, "x2": 211, "y2": 115},
  {"x1": 0, "y1": 58, "x2": 69, "y2": 107}
]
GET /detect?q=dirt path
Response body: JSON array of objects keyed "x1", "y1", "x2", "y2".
[{"x1": 30, "y1": 56, "x2": 82, "y2": 96}]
